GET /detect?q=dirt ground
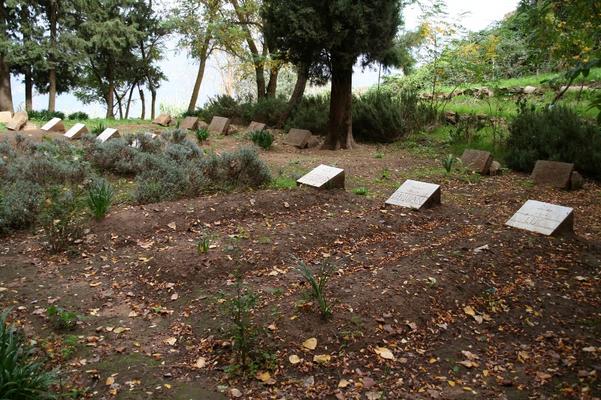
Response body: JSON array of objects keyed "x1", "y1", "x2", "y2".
[{"x1": 0, "y1": 124, "x2": 600, "y2": 399}]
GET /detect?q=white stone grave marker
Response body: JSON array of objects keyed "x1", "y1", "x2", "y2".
[
  {"x1": 297, "y1": 164, "x2": 345, "y2": 189},
  {"x1": 506, "y1": 200, "x2": 573, "y2": 236},
  {"x1": 64, "y1": 123, "x2": 88, "y2": 139},
  {"x1": 385, "y1": 180, "x2": 441, "y2": 210},
  {"x1": 131, "y1": 133, "x2": 158, "y2": 149},
  {"x1": 41, "y1": 117, "x2": 65, "y2": 132},
  {"x1": 97, "y1": 128, "x2": 120, "y2": 143}
]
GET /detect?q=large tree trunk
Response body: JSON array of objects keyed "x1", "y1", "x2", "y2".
[
  {"x1": 150, "y1": 88, "x2": 156, "y2": 120},
  {"x1": 125, "y1": 83, "x2": 135, "y2": 119},
  {"x1": 47, "y1": 0, "x2": 57, "y2": 112},
  {"x1": 25, "y1": 70, "x2": 33, "y2": 112},
  {"x1": 115, "y1": 89, "x2": 123, "y2": 119},
  {"x1": 106, "y1": 82, "x2": 115, "y2": 119},
  {"x1": 323, "y1": 63, "x2": 354, "y2": 150},
  {"x1": 187, "y1": 37, "x2": 210, "y2": 113},
  {"x1": 0, "y1": 55, "x2": 13, "y2": 112},
  {"x1": 277, "y1": 66, "x2": 307, "y2": 128},
  {"x1": 138, "y1": 84, "x2": 146, "y2": 119},
  {"x1": 266, "y1": 66, "x2": 279, "y2": 98}
]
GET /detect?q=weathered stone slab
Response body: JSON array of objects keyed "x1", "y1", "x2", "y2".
[
  {"x1": 6, "y1": 111, "x2": 28, "y2": 131},
  {"x1": 152, "y1": 114, "x2": 172, "y2": 127},
  {"x1": 0, "y1": 111, "x2": 12, "y2": 123},
  {"x1": 306, "y1": 135, "x2": 321, "y2": 149},
  {"x1": 247, "y1": 121, "x2": 266, "y2": 133},
  {"x1": 64, "y1": 123, "x2": 88, "y2": 140},
  {"x1": 385, "y1": 180, "x2": 441, "y2": 210},
  {"x1": 531, "y1": 160, "x2": 574, "y2": 189},
  {"x1": 131, "y1": 133, "x2": 158, "y2": 149},
  {"x1": 208, "y1": 116, "x2": 230, "y2": 135},
  {"x1": 97, "y1": 128, "x2": 120, "y2": 143},
  {"x1": 41, "y1": 117, "x2": 65, "y2": 133},
  {"x1": 22, "y1": 122, "x2": 38, "y2": 131},
  {"x1": 506, "y1": 200, "x2": 574, "y2": 236},
  {"x1": 284, "y1": 128, "x2": 312, "y2": 149},
  {"x1": 460, "y1": 149, "x2": 493, "y2": 175},
  {"x1": 180, "y1": 116, "x2": 199, "y2": 131},
  {"x1": 570, "y1": 171, "x2": 584, "y2": 190},
  {"x1": 297, "y1": 165, "x2": 345, "y2": 189}
]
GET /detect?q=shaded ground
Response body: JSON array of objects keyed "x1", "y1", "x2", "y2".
[{"x1": 0, "y1": 124, "x2": 599, "y2": 399}]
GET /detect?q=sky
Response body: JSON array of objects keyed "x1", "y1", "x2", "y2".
[{"x1": 10, "y1": 0, "x2": 519, "y2": 118}]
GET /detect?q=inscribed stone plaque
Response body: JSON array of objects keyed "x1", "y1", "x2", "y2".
[
  {"x1": 506, "y1": 200, "x2": 574, "y2": 236},
  {"x1": 247, "y1": 121, "x2": 266, "y2": 133},
  {"x1": 64, "y1": 123, "x2": 88, "y2": 140},
  {"x1": 97, "y1": 128, "x2": 120, "y2": 143},
  {"x1": 152, "y1": 114, "x2": 172, "y2": 127},
  {"x1": 6, "y1": 111, "x2": 28, "y2": 131},
  {"x1": 460, "y1": 149, "x2": 493, "y2": 174},
  {"x1": 284, "y1": 129, "x2": 312, "y2": 149},
  {"x1": 531, "y1": 160, "x2": 574, "y2": 189},
  {"x1": 41, "y1": 117, "x2": 65, "y2": 132},
  {"x1": 385, "y1": 180, "x2": 441, "y2": 210},
  {"x1": 208, "y1": 116, "x2": 230, "y2": 135},
  {"x1": 180, "y1": 116, "x2": 199, "y2": 131},
  {"x1": 0, "y1": 111, "x2": 12, "y2": 123},
  {"x1": 297, "y1": 165, "x2": 345, "y2": 189}
]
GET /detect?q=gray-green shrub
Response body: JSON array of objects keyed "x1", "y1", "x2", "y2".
[
  {"x1": 39, "y1": 187, "x2": 84, "y2": 253},
  {"x1": 250, "y1": 130, "x2": 274, "y2": 150}
]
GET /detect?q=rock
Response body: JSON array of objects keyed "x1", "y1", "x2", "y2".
[
  {"x1": 306, "y1": 135, "x2": 321, "y2": 149},
  {"x1": 207, "y1": 116, "x2": 230, "y2": 135},
  {"x1": 570, "y1": 171, "x2": 584, "y2": 190},
  {"x1": 522, "y1": 86, "x2": 537, "y2": 94},
  {"x1": 0, "y1": 111, "x2": 12, "y2": 123},
  {"x1": 6, "y1": 111, "x2": 28, "y2": 131},
  {"x1": 531, "y1": 160, "x2": 574, "y2": 189},
  {"x1": 460, "y1": 149, "x2": 493, "y2": 175},
  {"x1": 152, "y1": 113, "x2": 172, "y2": 127},
  {"x1": 179, "y1": 116, "x2": 199, "y2": 130},
  {"x1": 489, "y1": 160, "x2": 502, "y2": 176},
  {"x1": 246, "y1": 121, "x2": 266, "y2": 133},
  {"x1": 284, "y1": 128, "x2": 312, "y2": 148},
  {"x1": 444, "y1": 111, "x2": 458, "y2": 125}
]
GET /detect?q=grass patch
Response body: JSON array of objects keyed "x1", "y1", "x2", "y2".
[
  {"x1": 352, "y1": 187, "x2": 369, "y2": 196},
  {"x1": 270, "y1": 175, "x2": 297, "y2": 190}
]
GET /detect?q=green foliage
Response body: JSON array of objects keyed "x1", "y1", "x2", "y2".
[
  {"x1": 67, "y1": 112, "x2": 89, "y2": 120},
  {"x1": 352, "y1": 187, "x2": 368, "y2": 196},
  {"x1": 195, "y1": 128, "x2": 209, "y2": 143},
  {"x1": 91, "y1": 123, "x2": 106, "y2": 136},
  {"x1": 0, "y1": 309, "x2": 56, "y2": 399},
  {"x1": 296, "y1": 259, "x2": 335, "y2": 319},
  {"x1": 224, "y1": 276, "x2": 258, "y2": 373},
  {"x1": 46, "y1": 305, "x2": 79, "y2": 331},
  {"x1": 506, "y1": 103, "x2": 601, "y2": 179},
  {"x1": 87, "y1": 178, "x2": 113, "y2": 220},
  {"x1": 442, "y1": 154, "x2": 456, "y2": 173},
  {"x1": 249, "y1": 130, "x2": 273, "y2": 150},
  {"x1": 285, "y1": 94, "x2": 330, "y2": 134},
  {"x1": 243, "y1": 97, "x2": 288, "y2": 126},
  {"x1": 39, "y1": 187, "x2": 84, "y2": 253},
  {"x1": 0, "y1": 181, "x2": 43, "y2": 233},
  {"x1": 196, "y1": 95, "x2": 244, "y2": 123},
  {"x1": 27, "y1": 110, "x2": 66, "y2": 121}
]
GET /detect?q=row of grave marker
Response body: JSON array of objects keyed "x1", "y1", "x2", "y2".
[{"x1": 297, "y1": 164, "x2": 575, "y2": 237}]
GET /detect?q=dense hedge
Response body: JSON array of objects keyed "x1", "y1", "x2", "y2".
[{"x1": 506, "y1": 104, "x2": 601, "y2": 179}]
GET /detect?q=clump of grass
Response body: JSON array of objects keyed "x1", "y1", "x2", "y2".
[
  {"x1": 249, "y1": 130, "x2": 274, "y2": 150},
  {"x1": 87, "y1": 178, "x2": 113, "y2": 220},
  {"x1": 295, "y1": 258, "x2": 335, "y2": 319},
  {"x1": 270, "y1": 175, "x2": 297, "y2": 190},
  {"x1": 442, "y1": 154, "x2": 456, "y2": 173},
  {"x1": 39, "y1": 187, "x2": 84, "y2": 253},
  {"x1": 46, "y1": 305, "x2": 79, "y2": 331},
  {"x1": 91, "y1": 122, "x2": 106, "y2": 135},
  {"x1": 352, "y1": 187, "x2": 368, "y2": 196},
  {"x1": 195, "y1": 128, "x2": 209, "y2": 144},
  {"x1": 0, "y1": 309, "x2": 57, "y2": 398},
  {"x1": 196, "y1": 232, "x2": 212, "y2": 254}
]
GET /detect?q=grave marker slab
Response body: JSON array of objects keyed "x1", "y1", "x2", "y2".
[
  {"x1": 284, "y1": 128, "x2": 312, "y2": 149},
  {"x1": 97, "y1": 128, "x2": 120, "y2": 143},
  {"x1": 41, "y1": 117, "x2": 65, "y2": 133},
  {"x1": 0, "y1": 111, "x2": 12, "y2": 123},
  {"x1": 64, "y1": 123, "x2": 88, "y2": 140},
  {"x1": 460, "y1": 149, "x2": 493, "y2": 174},
  {"x1": 208, "y1": 116, "x2": 230, "y2": 135},
  {"x1": 531, "y1": 160, "x2": 574, "y2": 189},
  {"x1": 506, "y1": 200, "x2": 573, "y2": 236},
  {"x1": 247, "y1": 121, "x2": 266, "y2": 133},
  {"x1": 152, "y1": 114, "x2": 172, "y2": 127},
  {"x1": 6, "y1": 111, "x2": 28, "y2": 131},
  {"x1": 385, "y1": 180, "x2": 441, "y2": 210},
  {"x1": 297, "y1": 164, "x2": 345, "y2": 189},
  {"x1": 180, "y1": 116, "x2": 199, "y2": 131},
  {"x1": 131, "y1": 133, "x2": 158, "y2": 149}
]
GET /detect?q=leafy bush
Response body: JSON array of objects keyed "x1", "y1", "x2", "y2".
[
  {"x1": 195, "y1": 128, "x2": 209, "y2": 143},
  {"x1": 506, "y1": 103, "x2": 601, "y2": 179},
  {"x1": 243, "y1": 97, "x2": 288, "y2": 126},
  {"x1": 442, "y1": 154, "x2": 456, "y2": 173},
  {"x1": 286, "y1": 94, "x2": 329, "y2": 134},
  {"x1": 224, "y1": 276, "x2": 258, "y2": 373},
  {"x1": 87, "y1": 178, "x2": 113, "y2": 220},
  {"x1": 249, "y1": 130, "x2": 273, "y2": 150},
  {"x1": 91, "y1": 123, "x2": 106, "y2": 135},
  {"x1": 28, "y1": 110, "x2": 66, "y2": 121},
  {"x1": 209, "y1": 147, "x2": 271, "y2": 188},
  {"x1": 87, "y1": 138, "x2": 140, "y2": 176},
  {"x1": 67, "y1": 111, "x2": 89, "y2": 120},
  {"x1": 46, "y1": 305, "x2": 79, "y2": 331},
  {"x1": 196, "y1": 95, "x2": 245, "y2": 123},
  {"x1": 0, "y1": 309, "x2": 56, "y2": 399},
  {"x1": 39, "y1": 187, "x2": 84, "y2": 253},
  {"x1": 0, "y1": 181, "x2": 43, "y2": 233}
]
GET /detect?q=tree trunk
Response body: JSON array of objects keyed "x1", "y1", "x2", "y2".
[
  {"x1": 150, "y1": 88, "x2": 156, "y2": 120},
  {"x1": 106, "y1": 82, "x2": 115, "y2": 119},
  {"x1": 125, "y1": 83, "x2": 135, "y2": 119},
  {"x1": 138, "y1": 84, "x2": 146, "y2": 119},
  {"x1": 187, "y1": 36, "x2": 210, "y2": 113},
  {"x1": 277, "y1": 66, "x2": 307, "y2": 128},
  {"x1": 266, "y1": 66, "x2": 279, "y2": 98},
  {"x1": 47, "y1": 0, "x2": 57, "y2": 112},
  {"x1": 115, "y1": 89, "x2": 123, "y2": 119},
  {"x1": 323, "y1": 63, "x2": 354, "y2": 150},
  {"x1": 0, "y1": 55, "x2": 13, "y2": 112},
  {"x1": 25, "y1": 70, "x2": 33, "y2": 112}
]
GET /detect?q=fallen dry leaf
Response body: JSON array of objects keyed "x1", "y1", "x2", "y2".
[
  {"x1": 313, "y1": 354, "x2": 331, "y2": 364},
  {"x1": 194, "y1": 357, "x2": 206, "y2": 369},
  {"x1": 164, "y1": 337, "x2": 177, "y2": 346},
  {"x1": 289, "y1": 354, "x2": 301, "y2": 365},
  {"x1": 374, "y1": 347, "x2": 395, "y2": 360},
  {"x1": 303, "y1": 337, "x2": 317, "y2": 350}
]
